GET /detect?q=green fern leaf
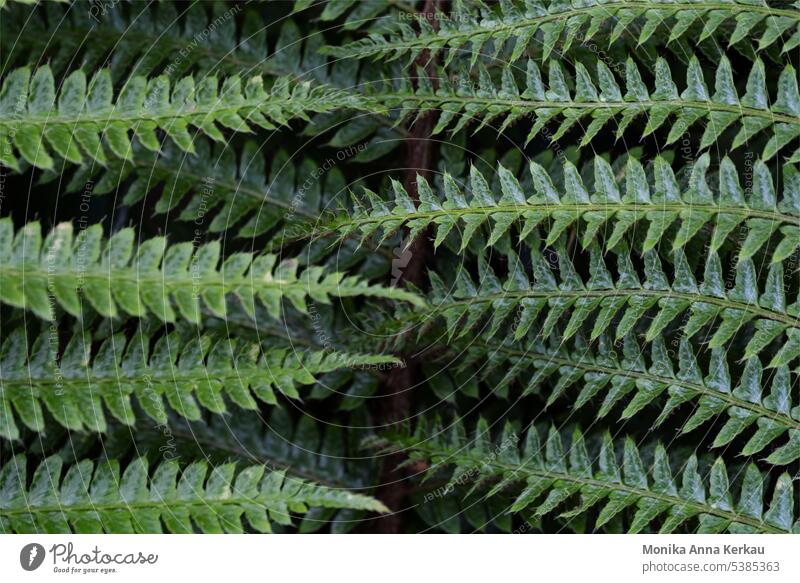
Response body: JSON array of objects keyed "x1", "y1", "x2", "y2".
[
  {"x1": 0, "y1": 454, "x2": 387, "y2": 533},
  {"x1": 0, "y1": 218, "x2": 422, "y2": 322},
  {"x1": 438, "y1": 332, "x2": 800, "y2": 464},
  {"x1": 0, "y1": 325, "x2": 400, "y2": 439},
  {"x1": 379, "y1": 422, "x2": 798, "y2": 533},
  {"x1": 319, "y1": 155, "x2": 800, "y2": 264},
  {"x1": 0, "y1": 65, "x2": 362, "y2": 171},
  {"x1": 354, "y1": 57, "x2": 800, "y2": 159},
  {"x1": 323, "y1": 1, "x2": 800, "y2": 64},
  {"x1": 415, "y1": 245, "x2": 798, "y2": 356}
]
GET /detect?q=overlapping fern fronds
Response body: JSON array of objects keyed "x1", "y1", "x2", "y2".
[
  {"x1": 66, "y1": 142, "x2": 349, "y2": 237},
  {"x1": 1, "y1": 0, "x2": 798, "y2": 537},
  {"x1": 294, "y1": 0, "x2": 417, "y2": 32},
  {"x1": 375, "y1": 421, "x2": 799, "y2": 533},
  {"x1": 425, "y1": 331, "x2": 800, "y2": 464},
  {"x1": 1, "y1": 5, "x2": 321, "y2": 81}
]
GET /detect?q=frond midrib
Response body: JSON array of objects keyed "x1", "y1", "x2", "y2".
[
  {"x1": 0, "y1": 92, "x2": 343, "y2": 129},
  {"x1": 0, "y1": 494, "x2": 294, "y2": 516},
  {"x1": 0, "y1": 266, "x2": 416, "y2": 309},
  {"x1": 428, "y1": 288, "x2": 799, "y2": 328},
  {"x1": 334, "y1": 202, "x2": 800, "y2": 230},
  {"x1": 376, "y1": 95, "x2": 800, "y2": 127},
  {"x1": 1, "y1": 266, "x2": 343, "y2": 292},
  {"x1": 1, "y1": 368, "x2": 319, "y2": 389}
]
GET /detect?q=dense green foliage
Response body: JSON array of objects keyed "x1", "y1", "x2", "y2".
[{"x1": 0, "y1": 0, "x2": 797, "y2": 534}]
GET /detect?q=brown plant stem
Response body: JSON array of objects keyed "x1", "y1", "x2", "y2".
[{"x1": 373, "y1": 0, "x2": 442, "y2": 534}]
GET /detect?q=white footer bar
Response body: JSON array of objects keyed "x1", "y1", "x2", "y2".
[{"x1": 1, "y1": 534, "x2": 797, "y2": 582}]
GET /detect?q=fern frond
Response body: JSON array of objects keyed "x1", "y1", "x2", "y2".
[
  {"x1": 324, "y1": 0, "x2": 800, "y2": 64},
  {"x1": 380, "y1": 421, "x2": 798, "y2": 533},
  {"x1": 1, "y1": 6, "x2": 315, "y2": 81},
  {"x1": 68, "y1": 142, "x2": 347, "y2": 237},
  {"x1": 381, "y1": 244, "x2": 800, "y2": 461},
  {"x1": 440, "y1": 332, "x2": 800, "y2": 464},
  {"x1": 157, "y1": 408, "x2": 381, "y2": 533},
  {"x1": 324, "y1": 154, "x2": 800, "y2": 264},
  {"x1": 418, "y1": 245, "x2": 798, "y2": 358},
  {"x1": 294, "y1": 0, "x2": 417, "y2": 32},
  {"x1": 362, "y1": 56, "x2": 800, "y2": 159},
  {"x1": 0, "y1": 454, "x2": 388, "y2": 533},
  {"x1": 140, "y1": 409, "x2": 375, "y2": 489},
  {"x1": 0, "y1": 65, "x2": 362, "y2": 171},
  {"x1": 13, "y1": 405, "x2": 384, "y2": 535},
  {"x1": 0, "y1": 325, "x2": 399, "y2": 440},
  {"x1": 412, "y1": 480, "x2": 517, "y2": 533},
  {"x1": 0, "y1": 218, "x2": 422, "y2": 322}
]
